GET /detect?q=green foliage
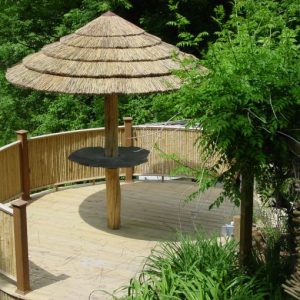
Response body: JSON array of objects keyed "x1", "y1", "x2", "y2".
[
  {"x1": 133, "y1": 0, "x2": 229, "y2": 55},
  {"x1": 31, "y1": 95, "x2": 104, "y2": 135},
  {"x1": 120, "y1": 92, "x2": 184, "y2": 125},
  {"x1": 252, "y1": 226, "x2": 294, "y2": 299},
  {"x1": 115, "y1": 233, "x2": 270, "y2": 299},
  {"x1": 167, "y1": 0, "x2": 209, "y2": 49},
  {"x1": 166, "y1": 0, "x2": 231, "y2": 54},
  {"x1": 176, "y1": 0, "x2": 300, "y2": 207},
  {"x1": 54, "y1": 0, "x2": 131, "y2": 36},
  {"x1": 0, "y1": 0, "x2": 231, "y2": 146},
  {"x1": 0, "y1": 0, "x2": 131, "y2": 145}
]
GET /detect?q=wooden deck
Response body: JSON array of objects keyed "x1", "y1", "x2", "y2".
[{"x1": 2, "y1": 180, "x2": 239, "y2": 299}]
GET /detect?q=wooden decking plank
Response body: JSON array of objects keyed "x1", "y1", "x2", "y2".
[{"x1": 20, "y1": 181, "x2": 239, "y2": 300}]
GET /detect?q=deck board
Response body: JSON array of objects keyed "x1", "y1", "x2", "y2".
[{"x1": 21, "y1": 180, "x2": 239, "y2": 300}]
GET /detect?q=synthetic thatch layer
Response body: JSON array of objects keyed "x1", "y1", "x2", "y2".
[
  {"x1": 42, "y1": 42, "x2": 178, "y2": 62},
  {"x1": 8, "y1": 64, "x2": 181, "y2": 94},
  {"x1": 75, "y1": 12, "x2": 144, "y2": 37},
  {"x1": 61, "y1": 32, "x2": 161, "y2": 48},
  {"x1": 23, "y1": 53, "x2": 181, "y2": 78},
  {"x1": 6, "y1": 11, "x2": 196, "y2": 95}
]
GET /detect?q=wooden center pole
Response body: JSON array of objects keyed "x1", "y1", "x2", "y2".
[{"x1": 104, "y1": 94, "x2": 121, "y2": 229}]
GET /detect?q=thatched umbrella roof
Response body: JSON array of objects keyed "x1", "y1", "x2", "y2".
[{"x1": 6, "y1": 11, "x2": 194, "y2": 95}]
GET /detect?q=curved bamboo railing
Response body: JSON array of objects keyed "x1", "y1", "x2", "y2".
[
  {"x1": 0, "y1": 124, "x2": 206, "y2": 202},
  {"x1": 26, "y1": 126, "x2": 204, "y2": 192},
  {"x1": 133, "y1": 126, "x2": 202, "y2": 175},
  {"x1": 0, "y1": 142, "x2": 22, "y2": 204},
  {"x1": 28, "y1": 128, "x2": 111, "y2": 191},
  {"x1": 0, "y1": 206, "x2": 16, "y2": 280}
]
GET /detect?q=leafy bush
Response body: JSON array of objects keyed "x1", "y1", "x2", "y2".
[
  {"x1": 115, "y1": 233, "x2": 268, "y2": 300},
  {"x1": 251, "y1": 226, "x2": 294, "y2": 300}
]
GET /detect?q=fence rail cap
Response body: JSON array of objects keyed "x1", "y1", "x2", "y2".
[
  {"x1": 16, "y1": 130, "x2": 28, "y2": 135},
  {"x1": 123, "y1": 117, "x2": 133, "y2": 121},
  {"x1": 0, "y1": 203, "x2": 13, "y2": 215},
  {"x1": 11, "y1": 199, "x2": 27, "y2": 208},
  {"x1": 0, "y1": 140, "x2": 21, "y2": 152},
  {"x1": 134, "y1": 125, "x2": 200, "y2": 131},
  {"x1": 29, "y1": 126, "x2": 127, "y2": 141}
]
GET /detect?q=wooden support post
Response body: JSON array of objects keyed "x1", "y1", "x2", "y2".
[
  {"x1": 239, "y1": 171, "x2": 254, "y2": 267},
  {"x1": 105, "y1": 95, "x2": 121, "y2": 229},
  {"x1": 123, "y1": 117, "x2": 133, "y2": 183},
  {"x1": 12, "y1": 200, "x2": 30, "y2": 295},
  {"x1": 16, "y1": 130, "x2": 31, "y2": 201}
]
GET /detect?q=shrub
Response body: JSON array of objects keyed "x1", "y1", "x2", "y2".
[{"x1": 116, "y1": 233, "x2": 268, "y2": 299}]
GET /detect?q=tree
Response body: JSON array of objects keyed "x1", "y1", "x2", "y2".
[
  {"x1": 128, "y1": 0, "x2": 232, "y2": 56},
  {"x1": 176, "y1": 0, "x2": 300, "y2": 266},
  {"x1": 0, "y1": 0, "x2": 232, "y2": 146},
  {"x1": 0, "y1": 0, "x2": 131, "y2": 145}
]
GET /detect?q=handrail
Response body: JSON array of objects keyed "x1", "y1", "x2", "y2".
[
  {"x1": 134, "y1": 125, "x2": 200, "y2": 131},
  {"x1": 0, "y1": 141, "x2": 20, "y2": 151},
  {"x1": 0, "y1": 206, "x2": 16, "y2": 282},
  {"x1": 0, "y1": 123, "x2": 206, "y2": 203},
  {"x1": 0, "y1": 141, "x2": 22, "y2": 204},
  {"x1": 29, "y1": 126, "x2": 116, "y2": 140},
  {"x1": 0, "y1": 204, "x2": 13, "y2": 216}
]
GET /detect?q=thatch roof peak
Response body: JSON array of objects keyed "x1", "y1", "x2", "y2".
[
  {"x1": 75, "y1": 11, "x2": 144, "y2": 37},
  {"x1": 6, "y1": 11, "x2": 199, "y2": 95},
  {"x1": 102, "y1": 11, "x2": 117, "y2": 17}
]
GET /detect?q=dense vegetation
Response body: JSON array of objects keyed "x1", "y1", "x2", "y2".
[
  {"x1": 99, "y1": 232, "x2": 290, "y2": 299},
  {"x1": 0, "y1": 0, "x2": 230, "y2": 145},
  {"x1": 112, "y1": 0, "x2": 299, "y2": 292},
  {"x1": 174, "y1": 0, "x2": 299, "y2": 265},
  {"x1": 1, "y1": 0, "x2": 299, "y2": 298}
]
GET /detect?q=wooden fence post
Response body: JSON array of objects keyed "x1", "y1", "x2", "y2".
[
  {"x1": 123, "y1": 117, "x2": 133, "y2": 183},
  {"x1": 16, "y1": 130, "x2": 31, "y2": 201},
  {"x1": 12, "y1": 200, "x2": 30, "y2": 295}
]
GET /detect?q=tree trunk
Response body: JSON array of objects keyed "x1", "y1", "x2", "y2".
[{"x1": 239, "y1": 170, "x2": 254, "y2": 267}]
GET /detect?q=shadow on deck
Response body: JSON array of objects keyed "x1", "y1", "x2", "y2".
[{"x1": 23, "y1": 180, "x2": 238, "y2": 300}]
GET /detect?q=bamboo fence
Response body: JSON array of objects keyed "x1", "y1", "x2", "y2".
[
  {"x1": 0, "y1": 207, "x2": 16, "y2": 280},
  {"x1": 133, "y1": 126, "x2": 207, "y2": 176},
  {"x1": 25, "y1": 126, "x2": 208, "y2": 191},
  {"x1": 0, "y1": 291, "x2": 12, "y2": 300},
  {"x1": 0, "y1": 126, "x2": 213, "y2": 196},
  {"x1": 0, "y1": 142, "x2": 22, "y2": 204},
  {"x1": 24, "y1": 126, "x2": 215, "y2": 190},
  {"x1": 28, "y1": 127, "x2": 125, "y2": 190},
  {"x1": 0, "y1": 291, "x2": 20, "y2": 300}
]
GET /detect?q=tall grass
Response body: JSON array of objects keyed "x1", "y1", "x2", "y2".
[
  {"x1": 116, "y1": 233, "x2": 268, "y2": 300},
  {"x1": 251, "y1": 227, "x2": 294, "y2": 299}
]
